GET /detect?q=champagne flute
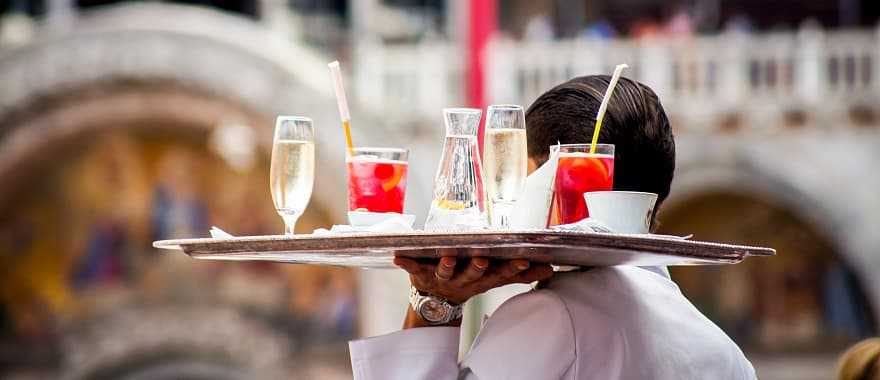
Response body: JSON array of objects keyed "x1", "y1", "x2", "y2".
[
  {"x1": 269, "y1": 116, "x2": 315, "y2": 235},
  {"x1": 483, "y1": 104, "x2": 527, "y2": 229}
]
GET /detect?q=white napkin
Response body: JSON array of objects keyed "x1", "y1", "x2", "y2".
[
  {"x1": 551, "y1": 220, "x2": 692, "y2": 240},
  {"x1": 510, "y1": 148, "x2": 559, "y2": 229},
  {"x1": 312, "y1": 215, "x2": 415, "y2": 235},
  {"x1": 550, "y1": 218, "x2": 614, "y2": 233},
  {"x1": 209, "y1": 226, "x2": 234, "y2": 238}
]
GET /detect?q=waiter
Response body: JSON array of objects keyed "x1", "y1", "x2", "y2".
[{"x1": 349, "y1": 76, "x2": 757, "y2": 380}]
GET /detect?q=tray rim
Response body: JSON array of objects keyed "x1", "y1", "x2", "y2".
[{"x1": 152, "y1": 229, "x2": 776, "y2": 258}]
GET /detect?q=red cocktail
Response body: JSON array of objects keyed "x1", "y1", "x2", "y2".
[
  {"x1": 552, "y1": 144, "x2": 615, "y2": 225},
  {"x1": 347, "y1": 148, "x2": 409, "y2": 213}
]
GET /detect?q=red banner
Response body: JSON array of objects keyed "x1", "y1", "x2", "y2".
[{"x1": 467, "y1": 0, "x2": 497, "y2": 151}]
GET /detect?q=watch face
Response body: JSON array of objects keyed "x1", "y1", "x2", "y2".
[{"x1": 419, "y1": 298, "x2": 449, "y2": 323}]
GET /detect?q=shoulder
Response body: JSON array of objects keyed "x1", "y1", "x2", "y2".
[
  {"x1": 497, "y1": 286, "x2": 571, "y2": 315},
  {"x1": 479, "y1": 288, "x2": 575, "y2": 339},
  {"x1": 546, "y1": 266, "x2": 681, "y2": 301},
  {"x1": 548, "y1": 268, "x2": 757, "y2": 379},
  {"x1": 463, "y1": 289, "x2": 576, "y2": 379}
]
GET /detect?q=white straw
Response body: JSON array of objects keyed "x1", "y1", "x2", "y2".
[
  {"x1": 595, "y1": 63, "x2": 629, "y2": 127},
  {"x1": 328, "y1": 61, "x2": 351, "y2": 122},
  {"x1": 589, "y1": 63, "x2": 629, "y2": 152}
]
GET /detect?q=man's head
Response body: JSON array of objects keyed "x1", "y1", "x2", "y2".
[{"x1": 525, "y1": 75, "x2": 676, "y2": 208}]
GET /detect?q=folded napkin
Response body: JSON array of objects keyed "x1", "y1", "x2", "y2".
[
  {"x1": 549, "y1": 218, "x2": 614, "y2": 233},
  {"x1": 312, "y1": 214, "x2": 415, "y2": 235},
  {"x1": 509, "y1": 148, "x2": 559, "y2": 229},
  {"x1": 209, "y1": 226, "x2": 234, "y2": 238},
  {"x1": 551, "y1": 220, "x2": 692, "y2": 240}
]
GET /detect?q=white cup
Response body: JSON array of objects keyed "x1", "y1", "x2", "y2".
[{"x1": 583, "y1": 191, "x2": 658, "y2": 234}]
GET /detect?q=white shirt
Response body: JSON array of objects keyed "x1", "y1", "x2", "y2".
[{"x1": 349, "y1": 266, "x2": 756, "y2": 380}]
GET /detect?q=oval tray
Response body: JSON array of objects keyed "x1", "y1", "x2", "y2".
[{"x1": 153, "y1": 230, "x2": 774, "y2": 268}]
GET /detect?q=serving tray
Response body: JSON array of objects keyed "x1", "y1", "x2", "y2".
[{"x1": 153, "y1": 230, "x2": 774, "y2": 268}]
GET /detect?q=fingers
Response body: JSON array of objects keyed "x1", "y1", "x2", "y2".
[
  {"x1": 509, "y1": 264, "x2": 555, "y2": 284},
  {"x1": 481, "y1": 259, "x2": 530, "y2": 283},
  {"x1": 395, "y1": 249, "x2": 555, "y2": 304},
  {"x1": 457, "y1": 257, "x2": 489, "y2": 283},
  {"x1": 393, "y1": 257, "x2": 428, "y2": 275},
  {"x1": 394, "y1": 256, "x2": 443, "y2": 288},
  {"x1": 435, "y1": 256, "x2": 457, "y2": 281},
  {"x1": 503, "y1": 259, "x2": 531, "y2": 277}
]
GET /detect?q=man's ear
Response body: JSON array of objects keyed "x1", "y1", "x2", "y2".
[{"x1": 649, "y1": 201, "x2": 663, "y2": 233}]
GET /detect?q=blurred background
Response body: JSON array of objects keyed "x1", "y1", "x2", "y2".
[{"x1": 0, "y1": 0, "x2": 878, "y2": 379}]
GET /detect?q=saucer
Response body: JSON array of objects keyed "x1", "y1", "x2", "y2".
[{"x1": 347, "y1": 211, "x2": 416, "y2": 227}]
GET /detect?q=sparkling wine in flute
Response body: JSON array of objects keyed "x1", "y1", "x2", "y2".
[
  {"x1": 484, "y1": 128, "x2": 527, "y2": 208},
  {"x1": 270, "y1": 138, "x2": 315, "y2": 234},
  {"x1": 270, "y1": 116, "x2": 315, "y2": 234},
  {"x1": 483, "y1": 105, "x2": 527, "y2": 229}
]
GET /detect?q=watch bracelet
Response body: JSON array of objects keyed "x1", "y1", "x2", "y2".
[{"x1": 409, "y1": 286, "x2": 463, "y2": 324}]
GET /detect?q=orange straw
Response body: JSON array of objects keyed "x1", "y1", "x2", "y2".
[
  {"x1": 328, "y1": 61, "x2": 355, "y2": 156},
  {"x1": 590, "y1": 63, "x2": 629, "y2": 153}
]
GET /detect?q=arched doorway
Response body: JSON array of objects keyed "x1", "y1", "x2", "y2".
[
  {"x1": 0, "y1": 4, "x2": 363, "y2": 378},
  {"x1": 0, "y1": 81, "x2": 359, "y2": 378},
  {"x1": 659, "y1": 192, "x2": 876, "y2": 378}
]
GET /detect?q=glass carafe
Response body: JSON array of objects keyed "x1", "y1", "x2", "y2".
[{"x1": 424, "y1": 108, "x2": 489, "y2": 231}]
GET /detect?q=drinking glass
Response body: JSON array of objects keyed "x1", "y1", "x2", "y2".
[
  {"x1": 552, "y1": 143, "x2": 614, "y2": 225},
  {"x1": 483, "y1": 104, "x2": 527, "y2": 229},
  {"x1": 269, "y1": 116, "x2": 315, "y2": 235},
  {"x1": 347, "y1": 147, "x2": 409, "y2": 213}
]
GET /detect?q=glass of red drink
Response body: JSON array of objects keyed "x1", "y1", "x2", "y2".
[
  {"x1": 347, "y1": 147, "x2": 409, "y2": 213},
  {"x1": 551, "y1": 144, "x2": 615, "y2": 225}
]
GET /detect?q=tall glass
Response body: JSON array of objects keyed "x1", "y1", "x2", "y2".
[
  {"x1": 347, "y1": 147, "x2": 409, "y2": 213},
  {"x1": 424, "y1": 108, "x2": 489, "y2": 231},
  {"x1": 483, "y1": 104, "x2": 527, "y2": 229},
  {"x1": 269, "y1": 116, "x2": 315, "y2": 234},
  {"x1": 552, "y1": 143, "x2": 614, "y2": 225}
]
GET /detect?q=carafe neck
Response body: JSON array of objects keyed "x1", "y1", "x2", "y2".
[{"x1": 443, "y1": 108, "x2": 482, "y2": 136}]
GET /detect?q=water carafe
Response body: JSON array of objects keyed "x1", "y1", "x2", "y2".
[{"x1": 424, "y1": 108, "x2": 489, "y2": 231}]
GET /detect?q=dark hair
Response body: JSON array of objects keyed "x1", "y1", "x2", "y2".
[{"x1": 525, "y1": 75, "x2": 676, "y2": 208}]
